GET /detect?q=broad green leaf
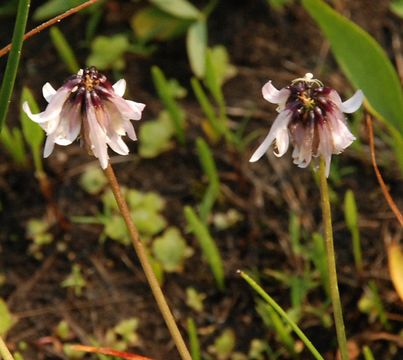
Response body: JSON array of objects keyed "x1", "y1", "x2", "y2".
[
  {"x1": 184, "y1": 206, "x2": 225, "y2": 289},
  {"x1": 150, "y1": 0, "x2": 201, "y2": 19},
  {"x1": 210, "y1": 329, "x2": 236, "y2": 358},
  {"x1": 87, "y1": 35, "x2": 130, "y2": 71},
  {"x1": 139, "y1": 111, "x2": 175, "y2": 158},
  {"x1": 390, "y1": 0, "x2": 403, "y2": 18},
  {"x1": 187, "y1": 19, "x2": 207, "y2": 78},
  {"x1": 302, "y1": 0, "x2": 403, "y2": 135},
  {"x1": 152, "y1": 227, "x2": 190, "y2": 272},
  {"x1": 50, "y1": 27, "x2": 80, "y2": 73},
  {"x1": 0, "y1": 298, "x2": 15, "y2": 335},
  {"x1": 0, "y1": 125, "x2": 27, "y2": 166},
  {"x1": 131, "y1": 6, "x2": 191, "y2": 41},
  {"x1": 33, "y1": 0, "x2": 86, "y2": 21}
]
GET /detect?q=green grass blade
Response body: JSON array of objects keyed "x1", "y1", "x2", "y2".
[
  {"x1": 184, "y1": 206, "x2": 224, "y2": 290},
  {"x1": 186, "y1": 19, "x2": 207, "y2": 77},
  {"x1": 239, "y1": 271, "x2": 324, "y2": 360},
  {"x1": 187, "y1": 318, "x2": 201, "y2": 360},
  {"x1": 362, "y1": 345, "x2": 375, "y2": 360},
  {"x1": 0, "y1": 0, "x2": 31, "y2": 132},
  {"x1": 344, "y1": 190, "x2": 362, "y2": 272},
  {"x1": 50, "y1": 26, "x2": 80, "y2": 73},
  {"x1": 196, "y1": 137, "x2": 220, "y2": 221},
  {"x1": 191, "y1": 77, "x2": 221, "y2": 137},
  {"x1": 151, "y1": 66, "x2": 185, "y2": 144},
  {"x1": 0, "y1": 125, "x2": 27, "y2": 166}
]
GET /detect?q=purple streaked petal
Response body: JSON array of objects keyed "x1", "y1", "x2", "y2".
[
  {"x1": 112, "y1": 79, "x2": 126, "y2": 97},
  {"x1": 42, "y1": 83, "x2": 57, "y2": 103},
  {"x1": 249, "y1": 110, "x2": 292, "y2": 162},
  {"x1": 328, "y1": 114, "x2": 355, "y2": 153},
  {"x1": 262, "y1": 81, "x2": 290, "y2": 105},
  {"x1": 341, "y1": 90, "x2": 364, "y2": 113},
  {"x1": 86, "y1": 94, "x2": 109, "y2": 169}
]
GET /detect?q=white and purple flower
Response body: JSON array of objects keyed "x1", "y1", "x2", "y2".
[
  {"x1": 249, "y1": 73, "x2": 364, "y2": 177},
  {"x1": 23, "y1": 67, "x2": 145, "y2": 169}
]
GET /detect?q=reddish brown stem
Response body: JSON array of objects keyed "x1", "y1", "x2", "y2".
[
  {"x1": 366, "y1": 115, "x2": 403, "y2": 226},
  {"x1": 0, "y1": 0, "x2": 98, "y2": 58},
  {"x1": 71, "y1": 345, "x2": 152, "y2": 360}
]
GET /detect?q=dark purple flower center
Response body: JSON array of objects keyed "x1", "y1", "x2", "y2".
[{"x1": 286, "y1": 81, "x2": 333, "y2": 126}]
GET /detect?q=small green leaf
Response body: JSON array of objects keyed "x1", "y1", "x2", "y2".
[
  {"x1": 209, "y1": 329, "x2": 236, "y2": 358},
  {"x1": 131, "y1": 208, "x2": 166, "y2": 237},
  {"x1": 208, "y1": 45, "x2": 237, "y2": 86},
  {"x1": 184, "y1": 206, "x2": 225, "y2": 289},
  {"x1": 187, "y1": 19, "x2": 207, "y2": 77},
  {"x1": 302, "y1": 0, "x2": 403, "y2": 135},
  {"x1": 87, "y1": 35, "x2": 130, "y2": 71},
  {"x1": 0, "y1": 298, "x2": 15, "y2": 335},
  {"x1": 104, "y1": 215, "x2": 129, "y2": 245},
  {"x1": 131, "y1": 6, "x2": 191, "y2": 41},
  {"x1": 186, "y1": 287, "x2": 205, "y2": 312},
  {"x1": 50, "y1": 27, "x2": 80, "y2": 73},
  {"x1": 150, "y1": 0, "x2": 201, "y2": 19},
  {"x1": 79, "y1": 167, "x2": 107, "y2": 194},
  {"x1": 139, "y1": 111, "x2": 175, "y2": 158},
  {"x1": 152, "y1": 227, "x2": 190, "y2": 272}
]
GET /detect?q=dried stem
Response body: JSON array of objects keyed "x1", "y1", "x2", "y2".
[
  {"x1": 0, "y1": 0, "x2": 99, "y2": 58},
  {"x1": 366, "y1": 115, "x2": 403, "y2": 226},
  {"x1": 319, "y1": 158, "x2": 349, "y2": 360},
  {"x1": 103, "y1": 164, "x2": 192, "y2": 360},
  {"x1": 0, "y1": 336, "x2": 14, "y2": 360}
]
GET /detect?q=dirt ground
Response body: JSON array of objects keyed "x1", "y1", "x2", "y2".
[{"x1": 1, "y1": 1, "x2": 402, "y2": 359}]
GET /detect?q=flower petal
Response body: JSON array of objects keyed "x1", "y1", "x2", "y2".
[
  {"x1": 249, "y1": 110, "x2": 292, "y2": 162},
  {"x1": 262, "y1": 81, "x2": 291, "y2": 105},
  {"x1": 274, "y1": 128, "x2": 289, "y2": 157},
  {"x1": 43, "y1": 135, "x2": 56, "y2": 158},
  {"x1": 86, "y1": 94, "x2": 109, "y2": 169},
  {"x1": 112, "y1": 79, "x2": 126, "y2": 97},
  {"x1": 341, "y1": 90, "x2": 364, "y2": 113},
  {"x1": 42, "y1": 83, "x2": 57, "y2": 103}
]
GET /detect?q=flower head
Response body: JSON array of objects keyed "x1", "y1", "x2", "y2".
[
  {"x1": 23, "y1": 67, "x2": 145, "y2": 169},
  {"x1": 249, "y1": 73, "x2": 364, "y2": 177}
]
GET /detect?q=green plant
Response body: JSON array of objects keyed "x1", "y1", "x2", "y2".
[{"x1": 61, "y1": 264, "x2": 87, "y2": 296}]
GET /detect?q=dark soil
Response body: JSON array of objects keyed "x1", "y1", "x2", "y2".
[{"x1": 1, "y1": 1, "x2": 402, "y2": 359}]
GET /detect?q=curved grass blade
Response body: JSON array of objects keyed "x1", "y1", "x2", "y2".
[{"x1": 239, "y1": 271, "x2": 324, "y2": 360}]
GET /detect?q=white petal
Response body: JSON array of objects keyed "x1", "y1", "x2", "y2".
[
  {"x1": 273, "y1": 128, "x2": 289, "y2": 157},
  {"x1": 124, "y1": 121, "x2": 137, "y2": 141},
  {"x1": 126, "y1": 100, "x2": 145, "y2": 120},
  {"x1": 86, "y1": 95, "x2": 109, "y2": 169},
  {"x1": 328, "y1": 114, "x2": 355, "y2": 153},
  {"x1": 42, "y1": 83, "x2": 57, "y2": 103},
  {"x1": 341, "y1": 90, "x2": 364, "y2": 113},
  {"x1": 23, "y1": 87, "x2": 70, "y2": 123},
  {"x1": 113, "y1": 79, "x2": 126, "y2": 97},
  {"x1": 43, "y1": 136, "x2": 56, "y2": 158},
  {"x1": 107, "y1": 134, "x2": 129, "y2": 155},
  {"x1": 249, "y1": 110, "x2": 292, "y2": 162},
  {"x1": 262, "y1": 81, "x2": 290, "y2": 105}
]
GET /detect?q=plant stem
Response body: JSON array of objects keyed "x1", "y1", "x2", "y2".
[
  {"x1": 103, "y1": 164, "x2": 192, "y2": 360},
  {"x1": 0, "y1": 336, "x2": 15, "y2": 360},
  {"x1": 0, "y1": 0, "x2": 31, "y2": 131},
  {"x1": 318, "y1": 158, "x2": 349, "y2": 360}
]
